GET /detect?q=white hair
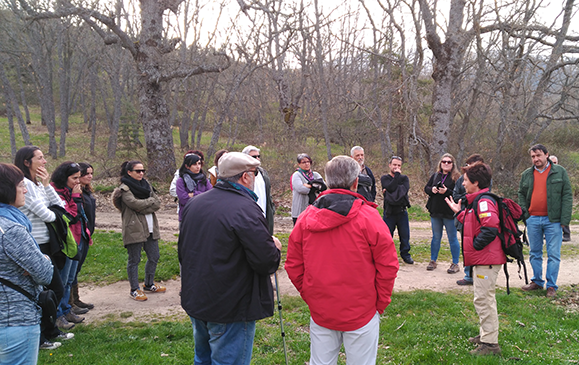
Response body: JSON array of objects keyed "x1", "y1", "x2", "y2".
[
  {"x1": 242, "y1": 145, "x2": 260, "y2": 155},
  {"x1": 325, "y1": 156, "x2": 359, "y2": 189},
  {"x1": 350, "y1": 146, "x2": 364, "y2": 157}
]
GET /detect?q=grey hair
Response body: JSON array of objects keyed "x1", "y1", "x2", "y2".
[
  {"x1": 350, "y1": 146, "x2": 363, "y2": 157},
  {"x1": 325, "y1": 156, "x2": 359, "y2": 189},
  {"x1": 242, "y1": 145, "x2": 260, "y2": 155},
  {"x1": 219, "y1": 171, "x2": 245, "y2": 183}
]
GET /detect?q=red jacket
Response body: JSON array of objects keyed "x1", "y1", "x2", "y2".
[
  {"x1": 457, "y1": 188, "x2": 506, "y2": 266},
  {"x1": 285, "y1": 189, "x2": 399, "y2": 331}
]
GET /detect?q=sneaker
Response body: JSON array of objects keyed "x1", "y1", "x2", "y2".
[
  {"x1": 130, "y1": 289, "x2": 148, "y2": 301},
  {"x1": 65, "y1": 311, "x2": 85, "y2": 324},
  {"x1": 546, "y1": 287, "x2": 557, "y2": 298},
  {"x1": 56, "y1": 316, "x2": 75, "y2": 330},
  {"x1": 521, "y1": 281, "x2": 543, "y2": 291},
  {"x1": 40, "y1": 341, "x2": 62, "y2": 350},
  {"x1": 447, "y1": 263, "x2": 460, "y2": 274},
  {"x1": 468, "y1": 335, "x2": 481, "y2": 344},
  {"x1": 457, "y1": 279, "x2": 473, "y2": 286},
  {"x1": 54, "y1": 332, "x2": 75, "y2": 341},
  {"x1": 426, "y1": 260, "x2": 437, "y2": 271},
  {"x1": 71, "y1": 305, "x2": 89, "y2": 315},
  {"x1": 402, "y1": 257, "x2": 414, "y2": 265},
  {"x1": 470, "y1": 343, "x2": 501, "y2": 356},
  {"x1": 143, "y1": 283, "x2": 166, "y2": 293}
]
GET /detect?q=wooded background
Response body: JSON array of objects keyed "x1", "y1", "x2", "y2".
[{"x1": 1, "y1": 0, "x2": 578, "y2": 195}]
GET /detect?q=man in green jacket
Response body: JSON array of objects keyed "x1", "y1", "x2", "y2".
[{"x1": 518, "y1": 144, "x2": 573, "y2": 298}]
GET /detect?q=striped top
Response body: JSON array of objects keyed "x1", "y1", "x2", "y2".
[{"x1": 18, "y1": 178, "x2": 65, "y2": 244}]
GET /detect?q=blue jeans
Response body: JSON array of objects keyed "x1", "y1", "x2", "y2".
[
  {"x1": 463, "y1": 266, "x2": 473, "y2": 283},
  {"x1": 72, "y1": 237, "x2": 90, "y2": 287},
  {"x1": 526, "y1": 216, "x2": 562, "y2": 290},
  {"x1": 57, "y1": 240, "x2": 83, "y2": 318},
  {"x1": 430, "y1": 217, "x2": 460, "y2": 264},
  {"x1": 191, "y1": 317, "x2": 256, "y2": 365},
  {"x1": 384, "y1": 210, "x2": 411, "y2": 260},
  {"x1": 0, "y1": 324, "x2": 40, "y2": 365}
]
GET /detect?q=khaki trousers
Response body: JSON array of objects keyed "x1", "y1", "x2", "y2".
[{"x1": 473, "y1": 264, "x2": 501, "y2": 344}]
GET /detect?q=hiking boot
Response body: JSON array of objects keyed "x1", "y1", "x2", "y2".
[
  {"x1": 65, "y1": 311, "x2": 85, "y2": 324},
  {"x1": 521, "y1": 281, "x2": 543, "y2": 291},
  {"x1": 470, "y1": 343, "x2": 501, "y2": 356},
  {"x1": 426, "y1": 260, "x2": 437, "y2": 271},
  {"x1": 447, "y1": 263, "x2": 460, "y2": 274},
  {"x1": 468, "y1": 335, "x2": 481, "y2": 344},
  {"x1": 130, "y1": 289, "x2": 148, "y2": 301},
  {"x1": 457, "y1": 279, "x2": 473, "y2": 286},
  {"x1": 403, "y1": 257, "x2": 414, "y2": 265},
  {"x1": 40, "y1": 341, "x2": 62, "y2": 350},
  {"x1": 54, "y1": 332, "x2": 75, "y2": 341},
  {"x1": 56, "y1": 316, "x2": 75, "y2": 330},
  {"x1": 143, "y1": 283, "x2": 166, "y2": 293},
  {"x1": 71, "y1": 305, "x2": 89, "y2": 315},
  {"x1": 546, "y1": 287, "x2": 557, "y2": 298},
  {"x1": 72, "y1": 283, "x2": 94, "y2": 309}
]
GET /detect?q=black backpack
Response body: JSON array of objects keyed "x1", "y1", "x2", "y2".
[{"x1": 471, "y1": 192, "x2": 529, "y2": 294}]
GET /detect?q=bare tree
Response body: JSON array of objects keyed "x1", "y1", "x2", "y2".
[{"x1": 19, "y1": 0, "x2": 229, "y2": 179}]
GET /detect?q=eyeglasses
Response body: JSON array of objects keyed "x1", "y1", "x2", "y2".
[
  {"x1": 17, "y1": 181, "x2": 26, "y2": 189},
  {"x1": 246, "y1": 169, "x2": 259, "y2": 176},
  {"x1": 251, "y1": 155, "x2": 261, "y2": 159},
  {"x1": 132, "y1": 169, "x2": 146, "y2": 174},
  {"x1": 441, "y1": 160, "x2": 453, "y2": 164}
]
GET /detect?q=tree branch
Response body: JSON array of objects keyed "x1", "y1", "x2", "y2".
[{"x1": 158, "y1": 54, "x2": 230, "y2": 82}]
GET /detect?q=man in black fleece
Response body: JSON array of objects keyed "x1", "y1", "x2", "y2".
[{"x1": 381, "y1": 156, "x2": 413, "y2": 264}]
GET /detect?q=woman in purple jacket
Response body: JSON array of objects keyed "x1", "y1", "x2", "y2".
[{"x1": 176, "y1": 153, "x2": 212, "y2": 222}]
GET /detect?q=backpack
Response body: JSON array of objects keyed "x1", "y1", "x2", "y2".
[{"x1": 472, "y1": 192, "x2": 528, "y2": 294}]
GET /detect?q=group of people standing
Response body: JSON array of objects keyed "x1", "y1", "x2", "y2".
[
  {"x1": 1, "y1": 141, "x2": 573, "y2": 364},
  {"x1": 0, "y1": 146, "x2": 96, "y2": 363}
]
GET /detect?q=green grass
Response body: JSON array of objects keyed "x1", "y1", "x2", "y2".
[
  {"x1": 78, "y1": 231, "x2": 180, "y2": 285},
  {"x1": 38, "y1": 289, "x2": 579, "y2": 364}
]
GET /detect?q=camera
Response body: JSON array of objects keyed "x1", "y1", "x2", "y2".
[{"x1": 435, "y1": 181, "x2": 444, "y2": 189}]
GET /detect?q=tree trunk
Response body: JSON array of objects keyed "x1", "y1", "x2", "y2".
[
  {"x1": 0, "y1": 62, "x2": 31, "y2": 146},
  {"x1": 58, "y1": 29, "x2": 72, "y2": 157},
  {"x1": 135, "y1": 0, "x2": 177, "y2": 180},
  {"x1": 15, "y1": 61, "x2": 31, "y2": 125}
]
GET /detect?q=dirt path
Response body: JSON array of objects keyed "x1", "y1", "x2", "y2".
[{"x1": 81, "y1": 207, "x2": 579, "y2": 324}]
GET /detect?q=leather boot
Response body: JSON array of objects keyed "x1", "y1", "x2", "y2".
[
  {"x1": 72, "y1": 283, "x2": 94, "y2": 310},
  {"x1": 69, "y1": 287, "x2": 89, "y2": 314}
]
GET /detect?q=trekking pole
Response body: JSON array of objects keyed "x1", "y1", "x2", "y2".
[{"x1": 274, "y1": 272, "x2": 289, "y2": 365}]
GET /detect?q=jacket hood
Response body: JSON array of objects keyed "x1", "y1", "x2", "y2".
[
  {"x1": 304, "y1": 189, "x2": 376, "y2": 232},
  {"x1": 465, "y1": 187, "x2": 490, "y2": 205}
]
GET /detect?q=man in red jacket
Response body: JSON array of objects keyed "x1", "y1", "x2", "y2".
[
  {"x1": 446, "y1": 162, "x2": 505, "y2": 356},
  {"x1": 286, "y1": 155, "x2": 399, "y2": 365}
]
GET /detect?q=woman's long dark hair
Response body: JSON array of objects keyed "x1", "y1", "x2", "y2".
[
  {"x1": 51, "y1": 161, "x2": 81, "y2": 189},
  {"x1": 178, "y1": 154, "x2": 206, "y2": 178},
  {"x1": 79, "y1": 162, "x2": 94, "y2": 193},
  {"x1": 14, "y1": 146, "x2": 41, "y2": 183}
]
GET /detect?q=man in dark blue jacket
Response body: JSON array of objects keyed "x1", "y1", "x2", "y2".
[
  {"x1": 351, "y1": 146, "x2": 376, "y2": 202},
  {"x1": 179, "y1": 152, "x2": 281, "y2": 365}
]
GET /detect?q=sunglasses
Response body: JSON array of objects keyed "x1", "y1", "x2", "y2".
[
  {"x1": 441, "y1": 160, "x2": 453, "y2": 164},
  {"x1": 247, "y1": 169, "x2": 259, "y2": 176},
  {"x1": 132, "y1": 169, "x2": 146, "y2": 174},
  {"x1": 251, "y1": 155, "x2": 261, "y2": 159}
]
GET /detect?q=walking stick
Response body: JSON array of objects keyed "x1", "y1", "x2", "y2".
[{"x1": 274, "y1": 272, "x2": 289, "y2": 365}]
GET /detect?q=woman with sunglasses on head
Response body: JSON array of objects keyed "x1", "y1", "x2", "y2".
[
  {"x1": 424, "y1": 153, "x2": 462, "y2": 274},
  {"x1": 176, "y1": 153, "x2": 212, "y2": 223},
  {"x1": 68, "y1": 163, "x2": 96, "y2": 313},
  {"x1": 291, "y1": 153, "x2": 325, "y2": 226},
  {"x1": 112, "y1": 161, "x2": 165, "y2": 302},
  {"x1": 50, "y1": 162, "x2": 90, "y2": 327},
  {"x1": 0, "y1": 163, "x2": 54, "y2": 365},
  {"x1": 14, "y1": 147, "x2": 74, "y2": 347}
]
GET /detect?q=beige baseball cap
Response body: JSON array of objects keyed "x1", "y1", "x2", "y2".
[{"x1": 218, "y1": 152, "x2": 261, "y2": 178}]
